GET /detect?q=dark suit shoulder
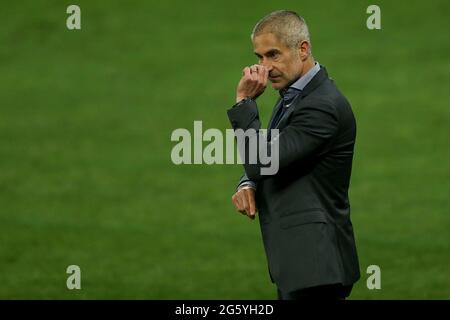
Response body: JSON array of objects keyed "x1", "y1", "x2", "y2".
[
  {"x1": 305, "y1": 78, "x2": 354, "y2": 117},
  {"x1": 292, "y1": 81, "x2": 340, "y2": 119}
]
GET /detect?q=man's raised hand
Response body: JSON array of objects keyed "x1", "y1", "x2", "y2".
[{"x1": 236, "y1": 64, "x2": 268, "y2": 103}]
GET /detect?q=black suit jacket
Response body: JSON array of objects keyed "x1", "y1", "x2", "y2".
[{"x1": 227, "y1": 66, "x2": 360, "y2": 292}]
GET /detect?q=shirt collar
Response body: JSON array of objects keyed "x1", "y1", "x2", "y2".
[{"x1": 289, "y1": 61, "x2": 321, "y2": 91}]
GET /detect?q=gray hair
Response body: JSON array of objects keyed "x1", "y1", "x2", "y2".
[{"x1": 251, "y1": 10, "x2": 311, "y2": 51}]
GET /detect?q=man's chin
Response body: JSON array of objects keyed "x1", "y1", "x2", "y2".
[{"x1": 270, "y1": 82, "x2": 284, "y2": 90}]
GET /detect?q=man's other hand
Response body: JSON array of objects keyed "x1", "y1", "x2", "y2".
[
  {"x1": 236, "y1": 64, "x2": 268, "y2": 103},
  {"x1": 231, "y1": 187, "x2": 258, "y2": 220}
]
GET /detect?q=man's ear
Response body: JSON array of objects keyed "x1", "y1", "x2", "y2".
[{"x1": 298, "y1": 40, "x2": 310, "y2": 61}]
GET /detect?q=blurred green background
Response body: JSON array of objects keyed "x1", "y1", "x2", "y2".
[{"x1": 1, "y1": 0, "x2": 449, "y2": 299}]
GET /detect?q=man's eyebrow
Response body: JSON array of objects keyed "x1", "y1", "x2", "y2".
[
  {"x1": 254, "y1": 49, "x2": 280, "y2": 57},
  {"x1": 265, "y1": 49, "x2": 280, "y2": 55}
]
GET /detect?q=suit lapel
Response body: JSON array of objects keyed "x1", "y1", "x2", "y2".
[
  {"x1": 267, "y1": 97, "x2": 282, "y2": 130},
  {"x1": 273, "y1": 66, "x2": 329, "y2": 130}
]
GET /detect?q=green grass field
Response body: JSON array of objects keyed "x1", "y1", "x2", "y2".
[{"x1": 1, "y1": 0, "x2": 449, "y2": 299}]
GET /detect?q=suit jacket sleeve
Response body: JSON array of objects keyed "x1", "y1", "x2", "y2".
[
  {"x1": 236, "y1": 174, "x2": 257, "y2": 191},
  {"x1": 227, "y1": 98, "x2": 339, "y2": 181}
]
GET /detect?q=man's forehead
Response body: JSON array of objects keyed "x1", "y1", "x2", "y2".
[{"x1": 252, "y1": 33, "x2": 285, "y2": 52}]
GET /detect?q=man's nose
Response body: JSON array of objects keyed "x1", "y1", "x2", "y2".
[
  {"x1": 264, "y1": 64, "x2": 273, "y2": 73},
  {"x1": 260, "y1": 60, "x2": 273, "y2": 72}
]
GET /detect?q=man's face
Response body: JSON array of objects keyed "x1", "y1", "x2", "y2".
[{"x1": 252, "y1": 33, "x2": 304, "y2": 90}]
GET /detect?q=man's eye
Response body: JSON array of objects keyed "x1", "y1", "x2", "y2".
[{"x1": 268, "y1": 52, "x2": 279, "y2": 60}]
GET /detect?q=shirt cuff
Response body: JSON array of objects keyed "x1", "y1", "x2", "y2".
[{"x1": 237, "y1": 181, "x2": 257, "y2": 192}]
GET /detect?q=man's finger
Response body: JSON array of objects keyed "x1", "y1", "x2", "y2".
[
  {"x1": 232, "y1": 194, "x2": 239, "y2": 210},
  {"x1": 245, "y1": 189, "x2": 256, "y2": 219},
  {"x1": 233, "y1": 193, "x2": 244, "y2": 213},
  {"x1": 261, "y1": 66, "x2": 269, "y2": 87},
  {"x1": 249, "y1": 67, "x2": 258, "y2": 81},
  {"x1": 240, "y1": 190, "x2": 249, "y2": 214},
  {"x1": 254, "y1": 65, "x2": 265, "y2": 89},
  {"x1": 243, "y1": 67, "x2": 252, "y2": 81}
]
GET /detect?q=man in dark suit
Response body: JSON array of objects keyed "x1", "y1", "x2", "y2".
[{"x1": 227, "y1": 10, "x2": 360, "y2": 299}]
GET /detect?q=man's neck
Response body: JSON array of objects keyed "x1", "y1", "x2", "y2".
[
  {"x1": 300, "y1": 57, "x2": 316, "y2": 78},
  {"x1": 281, "y1": 57, "x2": 320, "y2": 93},
  {"x1": 282, "y1": 57, "x2": 316, "y2": 90}
]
